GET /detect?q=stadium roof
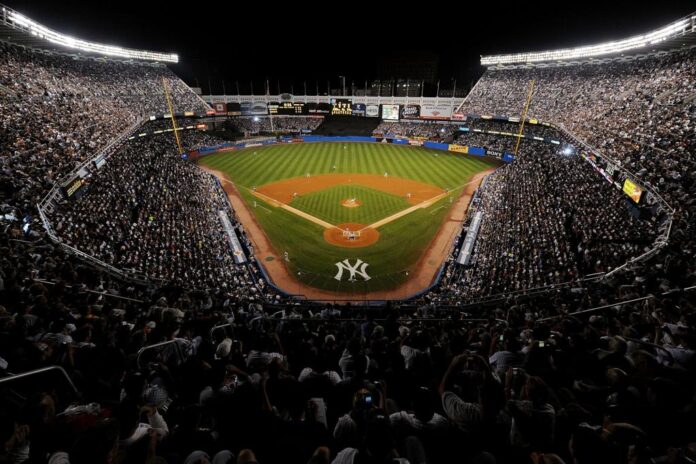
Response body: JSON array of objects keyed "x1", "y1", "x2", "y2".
[
  {"x1": 481, "y1": 12, "x2": 696, "y2": 67},
  {"x1": 0, "y1": 3, "x2": 178, "y2": 63}
]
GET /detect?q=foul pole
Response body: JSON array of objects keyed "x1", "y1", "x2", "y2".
[
  {"x1": 162, "y1": 77, "x2": 184, "y2": 154},
  {"x1": 513, "y1": 80, "x2": 535, "y2": 157}
]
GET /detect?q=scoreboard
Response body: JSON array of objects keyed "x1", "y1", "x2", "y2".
[
  {"x1": 278, "y1": 101, "x2": 306, "y2": 115},
  {"x1": 331, "y1": 99, "x2": 352, "y2": 116}
]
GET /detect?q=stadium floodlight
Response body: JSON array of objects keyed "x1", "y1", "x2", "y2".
[
  {"x1": 560, "y1": 145, "x2": 576, "y2": 157},
  {"x1": 481, "y1": 14, "x2": 694, "y2": 66},
  {"x1": 5, "y1": 8, "x2": 178, "y2": 63}
]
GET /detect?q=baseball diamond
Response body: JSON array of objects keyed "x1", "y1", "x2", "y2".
[{"x1": 200, "y1": 142, "x2": 497, "y2": 297}]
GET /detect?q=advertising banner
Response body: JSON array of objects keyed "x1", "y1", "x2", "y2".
[
  {"x1": 448, "y1": 144, "x2": 468, "y2": 154},
  {"x1": 451, "y1": 112, "x2": 465, "y2": 121},
  {"x1": 400, "y1": 104, "x2": 421, "y2": 119},
  {"x1": 213, "y1": 102, "x2": 226, "y2": 115},
  {"x1": 420, "y1": 104, "x2": 452, "y2": 120},
  {"x1": 352, "y1": 103, "x2": 366, "y2": 116},
  {"x1": 331, "y1": 99, "x2": 353, "y2": 116},
  {"x1": 240, "y1": 102, "x2": 269, "y2": 116},
  {"x1": 307, "y1": 102, "x2": 331, "y2": 114},
  {"x1": 366, "y1": 105, "x2": 380, "y2": 118},
  {"x1": 623, "y1": 178, "x2": 643, "y2": 203},
  {"x1": 64, "y1": 177, "x2": 86, "y2": 200}
]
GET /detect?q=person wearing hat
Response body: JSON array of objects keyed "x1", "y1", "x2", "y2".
[
  {"x1": 141, "y1": 385, "x2": 170, "y2": 438},
  {"x1": 215, "y1": 338, "x2": 233, "y2": 361}
]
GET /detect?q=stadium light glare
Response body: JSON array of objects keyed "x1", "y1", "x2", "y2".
[
  {"x1": 5, "y1": 9, "x2": 178, "y2": 63},
  {"x1": 481, "y1": 15, "x2": 694, "y2": 65},
  {"x1": 560, "y1": 145, "x2": 576, "y2": 157}
]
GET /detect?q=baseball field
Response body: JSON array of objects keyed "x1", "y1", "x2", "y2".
[{"x1": 200, "y1": 142, "x2": 496, "y2": 298}]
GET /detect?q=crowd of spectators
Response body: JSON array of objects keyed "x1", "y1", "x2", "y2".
[
  {"x1": 0, "y1": 40, "x2": 208, "y2": 242},
  {"x1": 0, "y1": 34, "x2": 695, "y2": 464},
  {"x1": 48, "y1": 131, "x2": 266, "y2": 295},
  {"x1": 456, "y1": 119, "x2": 561, "y2": 140},
  {"x1": 373, "y1": 122, "x2": 458, "y2": 142},
  {"x1": 1, "y1": 266, "x2": 694, "y2": 464},
  {"x1": 452, "y1": 133, "x2": 519, "y2": 153},
  {"x1": 436, "y1": 140, "x2": 657, "y2": 300},
  {"x1": 457, "y1": 48, "x2": 695, "y2": 212},
  {"x1": 229, "y1": 117, "x2": 324, "y2": 135}
]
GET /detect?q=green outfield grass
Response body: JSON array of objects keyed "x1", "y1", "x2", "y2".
[{"x1": 200, "y1": 143, "x2": 496, "y2": 294}]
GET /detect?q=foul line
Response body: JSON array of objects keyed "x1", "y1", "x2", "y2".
[
  {"x1": 361, "y1": 191, "x2": 451, "y2": 231},
  {"x1": 358, "y1": 177, "x2": 481, "y2": 232},
  {"x1": 222, "y1": 176, "x2": 480, "y2": 234},
  {"x1": 247, "y1": 188, "x2": 340, "y2": 230}
]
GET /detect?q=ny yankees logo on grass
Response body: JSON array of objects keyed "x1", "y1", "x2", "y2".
[{"x1": 334, "y1": 259, "x2": 371, "y2": 282}]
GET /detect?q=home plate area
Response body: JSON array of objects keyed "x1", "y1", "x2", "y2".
[{"x1": 323, "y1": 223, "x2": 380, "y2": 248}]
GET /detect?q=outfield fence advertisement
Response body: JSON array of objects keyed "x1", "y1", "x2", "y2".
[{"x1": 366, "y1": 105, "x2": 380, "y2": 118}]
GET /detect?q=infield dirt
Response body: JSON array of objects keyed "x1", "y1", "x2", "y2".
[{"x1": 256, "y1": 173, "x2": 443, "y2": 206}]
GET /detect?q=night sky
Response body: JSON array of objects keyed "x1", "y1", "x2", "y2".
[{"x1": 3, "y1": 0, "x2": 694, "y2": 94}]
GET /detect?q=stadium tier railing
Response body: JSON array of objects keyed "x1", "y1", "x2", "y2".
[
  {"x1": 551, "y1": 122, "x2": 674, "y2": 279},
  {"x1": 0, "y1": 366, "x2": 80, "y2": 399},
  {"x1": 36, "y1": 118, "x2": 165, "y2": 287},
  {"x1": 136, "y1": 340, "x2": 187, "y2": 370},
  {"x1": 31, "y1": 278, "x2": 146, "y2": 303}
]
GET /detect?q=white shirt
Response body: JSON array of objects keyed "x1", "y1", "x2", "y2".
[
  {"x1": 389, "y1": 411, "x2": 449, "y2": 432},
  {"x1": 441, "y1": 391, "x2": 482, "y2": 427}
]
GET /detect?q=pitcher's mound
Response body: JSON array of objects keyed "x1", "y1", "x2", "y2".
[
  {"x1": 324, "y1": 223, "x2": 379, "y2": 248},
  {"x1": 341, "y1": 198, "x2": 362, "y2": 208}
]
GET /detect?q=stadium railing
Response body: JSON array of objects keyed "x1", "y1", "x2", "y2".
[
  {"x1": 36, "y1": 117, "x2": 164, "y2": 287},
  {"x1": 0, "y1": 366, "x2": 80, "y2": 399},
  {"x1": 551, "y1": 122, "x2": 675, "y2": 279},
  {"x1": 136, "y1": 340, "x2": 187, "y2": 370}
]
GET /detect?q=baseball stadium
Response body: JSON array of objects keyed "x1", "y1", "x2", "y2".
[{"x1": 0, "y1": 2, "x2": 695, "y2": 464}]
